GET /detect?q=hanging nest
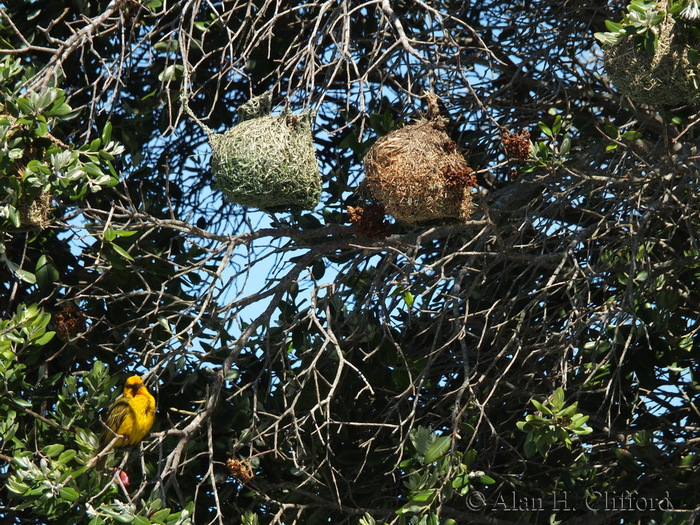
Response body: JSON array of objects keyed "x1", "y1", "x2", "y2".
[
  {"x1": 18, "y1": 189, "x2": 53, "y2": 230},
  {"x1": 604, "y1": 13, "x2": 700, "y2": 105},
  {"x1": 187, "y1": 92, "x2": 322, "y2": 212},
  {"x1": 363, "y1": 94, "x2": 477, "y2": 226}
]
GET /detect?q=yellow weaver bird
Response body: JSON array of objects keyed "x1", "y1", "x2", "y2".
[{"x1": 97, "y1": 375, "x2": 156, "y2": 469}]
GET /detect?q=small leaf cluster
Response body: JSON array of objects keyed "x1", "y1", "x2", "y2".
[
  {"x1": 362, "y1": 426, "x2": 494, "y2": 525},
  {"x1": 86, "y1": 496, "x2": 194, "y2": 525},
  {"x1": 524, "y1": 114, "x2": 572, "y2": 171},
  {"x1": 594, "y1": 1, "x2": 666, "y2": 52},
  {"x1": 0, "y1": 57, "x2": 123, "y2": 230},
  {"x1": 0, "y1": 303, "x2": 55, "y2": 375},
  {"x1": 3, "y1": 356, "x2": 102, "y2": 521},
  {"x1": 0, "y1": 304, "x2": 55, "y2": 462},
  {"x1": 516, "y1": 388, "x2": 592, "y2": 458},
  {"x1": 601, "y1": 119, "x2": 644, "y2": 153}
]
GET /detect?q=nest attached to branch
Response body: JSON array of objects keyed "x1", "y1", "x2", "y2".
[
  {"x1": 187, "y1": 92, "x2": 322, "y2": 212},
  {"x1": 604, "y1": 14, "x2": 700, "y2": 106},
  {"x1": 363, "y1": 94, "x2": 476, "y2": 226},
  {"x1": 18, "y1": 189, "x2": 53, "y2": 229}
]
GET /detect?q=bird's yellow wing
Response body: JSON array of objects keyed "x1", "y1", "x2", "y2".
[{"x1": 100, "y1": 396, "x2": 133, "y2": 448}]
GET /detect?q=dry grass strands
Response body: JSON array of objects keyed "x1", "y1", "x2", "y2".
[
  {"x1": 363, "y1": 94, "x2": 476, "y2": 226},
  {"x1": 604, "y1": 15, "x2": 700, "y2": 105}
]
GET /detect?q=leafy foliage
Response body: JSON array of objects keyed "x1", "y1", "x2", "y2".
[{"x1": 517, "y1": 388, "x2": 592, "y2": 459}]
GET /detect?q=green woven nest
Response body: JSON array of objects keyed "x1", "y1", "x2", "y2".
[
  {"x1": 604, "y1": 15, "x2": 700, "y2": 105},
  {"x1": 210, "y1": 106, "x2": 321, "y2": 212}
]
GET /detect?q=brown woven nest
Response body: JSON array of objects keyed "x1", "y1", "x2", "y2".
[
  {"x1": 363, "y1": 94, "x2": 477, "y2": 226},
  {"x1": 18, "y1": 189, "x2": 53, "y2": 229},
  {"x1": 604, "y1": 14, "x2": 700, "y2": 106}
]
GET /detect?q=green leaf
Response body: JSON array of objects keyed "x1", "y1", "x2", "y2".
[
  {"x1": 552, "y1": 114, "x2": 562, "y2": 136},
  {"x1": 556, "y1": 402, "x2": 578, "y2": 419},
  {"x1": 524, "y1": 433, "x2": 536, "y2": 458},
  {"x1": 605, "y1": 20, "x2": 623, "y2": 32},
  {"x1": 146, "y1": 0, "x2": 163, "y2": 12},
  {"x1": 151, "y1": 508, "x2": 171, "y2": 522},
  {"x1": 538, "y1": 121, "x2": 553, "y2": 139},
  {"x1": 634, "y1": 270, "x2": 649, "y2": 282},
  {"x1": 621, "y1": 130, "x2": 642, "y2": 141},
  {"x1": 424, "y1": 436, "x2": 450, "y2": 464},
  {"x1": 560, "y1": 134, "x2": 571, "y2": 156},
  {"x1": 410, "y1": 427, "x2": 433, "y2": 456},
  {"x1": 33, "y1": 331, "x2": 55, "y2": 346},
  {"x1": 643, "y1": 30, "x2": 658, "y2": 54},
  {"x1": 11, "y1": 397, "x2": 31, "y2": 409},
  {"x1": 531, "y1": 399, "x2": 553, "y2": 416},
  {"x1": 58, "y1": 486, "x2": 80, "y2": 502},
  {"x1": 479, "y1": 474, "x2": 496, "y2": 484},
  {"x1": 680, "y1": 454, "x2": 696, "y2": 468},
  {"x1": 154, "y1": 40, "x2": 179, "y2": 53},
  {"x1": 594, "y1": 32, "x2": 624, "y2": 46},
  {"x1": 42, "y1": 443, "x2": 65, "y2": 458},
  {"x1": 57, "y1": 449, "x2": 77, "y2": 465},
  {"x1": 463, "y1": 449, "x2": 477, "y2": 465},
  {"x1": 113, "y1": 229, "x2": 138, "y2": 237},
  {"x1": 112, "y1": 244, "x2": 134, "y2": 261},
  {"x1": 17, "y1": 98, "x2": 33, "y2": 114},
  {"x1": 35, "y1": 255, "x2": 60, "y2": 288},
  {"x1": 410, "y1": 489, "x2": 437, "y2": 503},
  {"x1": 616, "y1": 448, "x2": 641, "y2": 473},
  {"x1": 102, "y1": 121, "x2": 113, "y2": 144},
  {"x1": 159, "y1": 64, "x2": 183, "y2": 82},
  {"x1": 44, "y1": 103, "x2": 72, "y2": 118},
  {"x1": 132, "y1": 517, "x2": 151, "y2": 525},
  {"x1": 104, "y1": 227, "x2": 117, "y2": 242},
  {"x1": 88, "y1": 138, "x2": 102, "y2": 151},
  {"x1": 311, "y1": 260, "x2": 325, "y2": 280},
  {"x1": 15, "y1": 268, "x2": 37, "y2": 284},
  {"x1": 551, "y1": 388, "x2": 565, "y2": 409}
]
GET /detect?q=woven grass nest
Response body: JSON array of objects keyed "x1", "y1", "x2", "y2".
[
  {"x1": 363, "y1": 94, "x2": 477, "y2": 226},
  {"x1": 18, "y1": 188, "x2": 52, "y2": 229},
  {"x1": 198, "y1": 92, "x2": 321, "y2": 212},
  {"x1": 604, "y1": 14, "x2": 700, "y2": 105}
]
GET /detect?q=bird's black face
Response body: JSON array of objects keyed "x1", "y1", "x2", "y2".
[{"x1": 129, "y1": 382, "x2": 143, "y2": 393}]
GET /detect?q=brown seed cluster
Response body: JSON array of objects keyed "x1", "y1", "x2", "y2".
[
  {"x1": 347, "y1": 204, "x2": 389, "y2": 239},
  {"x1": 55, "y1": 304, "x2": 87, "y2": 340},
  {"x1": 226, "y1": 458, "x2": 255, "y2": 484},
  {"x1": 502, "y1": 129, "x2": 531, "y2": 161},
  {"x1": 285, "y1": 114, "x2": 300, "y2": 129},
  {"x1": 443, "y1": 166, "x2": 477, "y2": 189}
]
